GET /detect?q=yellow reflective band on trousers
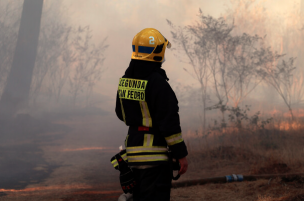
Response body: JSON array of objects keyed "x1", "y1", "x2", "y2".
[
  {"x1": 111, "y1": 153, "x2": 128, "y2": 168},
  {"x1": 126, "y1": 146, "x2": 167, "y2": 154},
  {"x1": 119, "y1": 98, "x2": 126, "y2": 124},
  {"x1": 143, "y1": 134, "x2": 154, "y2": 146},
  {"x1": 165, "y1": 133, "x2": 184, "y2": 146},
  {"x1": 127, "y1": 154, "x2": 169, "y2": 163},
  {"x1": 118, "y1": 78, "x2": 148, "y2": 101},
  {"x1": 139, "y1": 101, "x2": 152, "y2": 127}
]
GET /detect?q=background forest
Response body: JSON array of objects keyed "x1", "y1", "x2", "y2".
[{"x1": 0, "y1": 0, "x2": 304, "y2": 200}]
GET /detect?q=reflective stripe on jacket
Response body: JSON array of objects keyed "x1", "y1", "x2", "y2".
[
  {"x1": 115, "y1": 60, "x2": 188, "y2": 166},
  {"x1": 125, "y1": 126, "x2": 170, "y2": 166},
  {"x1": 111, "y1": 150, "x2": 128, "y2": 169}
]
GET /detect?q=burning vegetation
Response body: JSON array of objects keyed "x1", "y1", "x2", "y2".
[
  {"x1": 0, "y1": 0, "x2": 304, "y2": 201},
  {"x1": 167, "y1": 1, "x2": 304, "y2": 200}
]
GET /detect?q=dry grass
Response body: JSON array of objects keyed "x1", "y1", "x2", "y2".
[
  {"x1": 172, "y1": 177, "x2": 295, "y2": 201},
  {"x1": 171, "y1": 176, "x2": 304, "y2": 201},
  {"x1": 171, "y1": 117, "x2": 304, "y2": 200},
  {"x1": 183, "y1": 117, "x2": 304, "y2": 177},
  {"x1": 1, "y1": 115, "x2": 304, "y2": 201}
]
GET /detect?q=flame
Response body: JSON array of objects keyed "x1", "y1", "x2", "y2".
[
  {"x1": 276, "y1": 121, "x2": 304, "y2": 131},
  {"x1": 270, "y1": 107, "x2": 304, "y2": 116},
  {"x1": 0, "y1": 184, "x2": 91, "y2": 192},
  {"x1": 269, "y1": 108, "x2": 304, "y2": 131},
  {"x1": 270, "y1": 107, "x2": 279, "y2": 116},
  {"x1": 297, "y1": 109, "x2": 304, "y2": 117},
  {"x1": 72, "y1": 190, "x2": 121, "y2": 195},
  {"x1": 0, "y1": 185, "x2": 121, "y2": 198}
]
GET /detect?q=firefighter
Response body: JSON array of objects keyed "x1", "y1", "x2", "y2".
[{"x1": 115, "y1": 28, "x2": 188, "y2": 201}]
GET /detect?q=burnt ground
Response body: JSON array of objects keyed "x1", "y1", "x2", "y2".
[
  {"x1": 1, "y1": 114, "x2": 304, "y2": 201},
  {"x1": 171, "y1": 176, "x2": 304, "y2": 201},
  {"x1": 0, "y1": 113, "x2": 124, "y2": 200},
  {"x1": 2, "y1": 165, "x2": 304, "y2": 201},
  {"x1": 169, "y1": 142, "x2": 304, "y2": 201},
  {"x1": 0, "y1": 114, "x2": 67, "y2": 189}
]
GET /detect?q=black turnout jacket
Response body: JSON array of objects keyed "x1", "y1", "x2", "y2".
[{"x1": 115, "y1": 59, "x2": 188, "y2": 166}]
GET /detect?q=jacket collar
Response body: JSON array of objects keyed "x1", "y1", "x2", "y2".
[{"x1": 124, "y1": 59, "x2": 169, "y2": 81}]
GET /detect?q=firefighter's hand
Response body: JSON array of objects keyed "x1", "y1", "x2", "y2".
[{"x1": 178, "y1": 157, "x2": 188, "y2": 175}]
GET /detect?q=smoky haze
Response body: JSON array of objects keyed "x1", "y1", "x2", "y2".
[{"x1": 0, "y1": 0, "x2": 303, "y2": 199}]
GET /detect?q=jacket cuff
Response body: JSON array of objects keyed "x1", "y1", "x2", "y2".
[{"x1": 169, "y1": 141, "x2": 188, "y2": 159}]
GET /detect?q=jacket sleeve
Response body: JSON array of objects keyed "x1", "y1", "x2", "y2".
[
  {"x1": 153, "y1": 78, "x2": 188, "y2": 159},
  {"x1": 115, "y1": 91, "x2": 124, "y2": 122}
]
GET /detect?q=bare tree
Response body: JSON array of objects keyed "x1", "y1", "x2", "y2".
[
  {"x1": 226, "y1": 33, "x2": 267, "y2": 107},
  {"x1": 68, "y1": 26, "x2": 108, "y2": 106},
  {"x1": 0, "y1": 0, "x2": 43, "y2": 117},
  {"x1": 0, "y1": 1, "x2": 22, "y2": 99},
  {"x1": 167, "y1": 18, "x2": 211, "y2": 131},
  {"x1": 257, "y1": 57, "x2": 299, "y2": 120},
  {"x1": 168, "y1": 10, "x2": 295, "y2": 128},
  {"x1": 28, "y1": 2, "x2": 108, "y2": 107},
  {"x1": 0, "y1": 0, "x2": 108, "y2": 117},
  {"x1": 291, "y1": 73, "x2": 304, "y2": 107},
  {"x1": 168, "y1": 12, "x2": 243, "y2": 130},
  {"x1": 31, "y1": 23, "x2": 72, "y2": 104},
  {"x1": 49, "y1": 27, "x2": 74, "y2": 103},
  {"x1": 28, "y1": 1, "x2": 72, "y2": 105},
  {"x1": 31, "y1": 25, "x2": 108, "y2": 107}
]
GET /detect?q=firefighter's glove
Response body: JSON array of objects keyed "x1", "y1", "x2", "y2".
[
  {"x1": 168, "y1": 150, "x2": 181, "y2": 180},
  {"x1": 110, "y1": 150, "x2": 136, "y2": 194},
  {"x1": 172, "y1": 159, "x2": 181, "y2": 180}
]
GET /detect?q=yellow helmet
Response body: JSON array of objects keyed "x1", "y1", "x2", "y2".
[{"x1": 131, "y1": 28, "x2": 171, "y2": 62}]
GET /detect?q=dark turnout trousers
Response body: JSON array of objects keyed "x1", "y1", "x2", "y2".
[{"x1": 132, "y1": 164, "x2": 172, "y2": 201}]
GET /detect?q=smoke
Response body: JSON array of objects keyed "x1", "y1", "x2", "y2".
[{"x1": 0, "y1": 0, "x2": 303, "y2": 195}]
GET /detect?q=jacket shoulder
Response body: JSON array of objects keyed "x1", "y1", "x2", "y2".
[{"x1": 148, "y1": 72, "x2": 169, "y2": 85}]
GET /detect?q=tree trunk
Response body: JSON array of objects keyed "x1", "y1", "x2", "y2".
[
  {"x1": 288, "y1": 105, "x2": 295, "y2": 121},
  {"x1": 300, "y1": 0, "x2": 304, "y2": 74},
  {"x1": 200, "y1": 85, "x2": 206, "y2": 132},
  {"x1": 0, "y1": 0, "x2": 43, "y2": 118},
  {"x1": 203, "y1": 99, "x2": 206, "y2": 132}
]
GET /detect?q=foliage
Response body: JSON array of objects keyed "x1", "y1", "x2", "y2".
[
  {"x1": 256, "y1": 57, "x2": 299, "y2": 120},
  {"x1": 168, "y1": 8, "x2": 300, "y2": 127},
  {"x1": 206, "y1": 104, "x2": 273, "y2": 130},
  {"x1": 68, "y1": 26, "x2": 108, "y2": 106},
  {"x1": 0, "y1": 1, "x2": 108, "y2": 107}
]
